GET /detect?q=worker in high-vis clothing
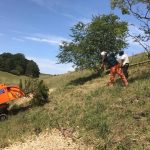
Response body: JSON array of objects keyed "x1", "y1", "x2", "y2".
[
  {"x1": 101, "y1": 51, "x2": 128, "y2": 86},
  {"x1": 118, "y1": 51, "x2": 129, "y2": 79}
]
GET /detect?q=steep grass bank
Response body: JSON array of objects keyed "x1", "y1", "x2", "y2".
[
  {"x1": 0, "y1": 53, "x2": 149, "y2": 149},
  {"x1": 46, "y1": 63, "x2": 150, "y2": 149}
]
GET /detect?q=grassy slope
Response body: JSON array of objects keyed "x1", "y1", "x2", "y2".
[
  {"x1": 0, "y1": 53, "x2": 150, "y2": 149},
  {"x1": 0, "y1": 71, "x2": 29, "y2": 85}
]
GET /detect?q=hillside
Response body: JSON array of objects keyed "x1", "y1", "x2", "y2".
[
  {"x1": 0, "y1": 71, "x2": 29, "y2": 85},
  {"x1": 0, "y1": 53, "x2": 150, "y2": 149}
]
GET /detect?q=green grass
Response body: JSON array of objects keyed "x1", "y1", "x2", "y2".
[
  {"x1": 40, "y1": 69, "x2": 95, "y2": 88},
  {"x1": 0, "y1": 71, "x2": 29, "y2": 85},
  {"x1": 0, "y1": 53, "x2": 150, "y2": 149},
  {"x1": 129, "y1": 52, "x2": 148, "y2": 64}
]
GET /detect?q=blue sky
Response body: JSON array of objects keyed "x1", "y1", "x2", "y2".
[{"x1": 0, "y1": 0, "x2": 148, "y2": 74}]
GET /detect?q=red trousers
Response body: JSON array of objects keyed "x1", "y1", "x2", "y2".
[{"x1": 108, "y1": 64, "x2": 128, "y2": 86}]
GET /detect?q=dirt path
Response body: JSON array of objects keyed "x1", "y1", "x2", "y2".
[{"x1": 3, "y1": 129, "x2": 93, "y2": 150}]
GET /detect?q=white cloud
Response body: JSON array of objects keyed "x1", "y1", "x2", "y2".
[
  {"x1": 27, "y1": 56, "x2": 74, "y2": 74},
  {"x1": 24, "y1": 34, "x2": 71, "y2": 45},
  {"x1": 25, "y1": 36, "x2": 60, "y2": 45},
  {"x1": 12, "y1": 37, "x2": 24, "y2": 42},
  {"x1": 10, "y1": 30, "x2": 71, "y2": 45},
  {"x1": 30, "y1": 0, "x2": 85, "y2": 22},
  {"x1": 30, "y1": 0, "x2": 65, "y2": 14}
]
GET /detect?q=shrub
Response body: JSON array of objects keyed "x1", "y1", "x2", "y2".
[{"x1": 31, "y1": 80, "x2": 49, "y2": 106}]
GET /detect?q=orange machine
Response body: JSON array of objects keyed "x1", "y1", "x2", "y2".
[{"x1": 0, "y1": 84, "x2": 25, "y2": 120}]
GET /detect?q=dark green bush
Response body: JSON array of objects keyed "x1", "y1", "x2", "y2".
[{"x1": 31, "y1": 80, "x2": 49, "y2": 106}]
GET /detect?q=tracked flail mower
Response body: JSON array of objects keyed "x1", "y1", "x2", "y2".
[{"x1": 0, "y1": 84, "x2": 25, "y2": 120}]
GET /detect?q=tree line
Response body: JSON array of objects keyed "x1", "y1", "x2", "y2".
[{"x1": 0, "y1": 53, "x2": 40, "y2": 77}]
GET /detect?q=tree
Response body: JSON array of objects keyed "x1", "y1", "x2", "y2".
[
  {"x1": 0, "y1": 53, "x2": 13, "y2": 72},
  {"x1": 0, "y1": 52, "x2": 40, "y2": 77},
  {"x1": 111, "y1": 0, "x2": 150, "y2": 56},
  {"x1": 57, "y1": 14, "x2": 128, "y2": 71},
  {"x1": 25, "y1": 60, "x2": 40, "y2": 77},
  {"x1": 12, "y1": 53, "x2": 26, "y2": 74}
]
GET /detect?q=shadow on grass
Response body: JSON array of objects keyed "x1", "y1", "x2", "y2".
[
  {"x1": 114, "y1": 71, "x2": 150, "y2": 86},
  {"x1": 128, "y1": 71, "x2": 150, "y2": 83},
  {"x1": 9, "y1": 105, "x2": 31, "y2": 116},
  {"x1": 68, "y1": 73, "x2": 101, "y2": 86}
]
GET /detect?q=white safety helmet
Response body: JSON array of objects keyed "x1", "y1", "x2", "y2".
[{"x1": 101, "y1": 51, "x2": 107, "y2": 56}]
